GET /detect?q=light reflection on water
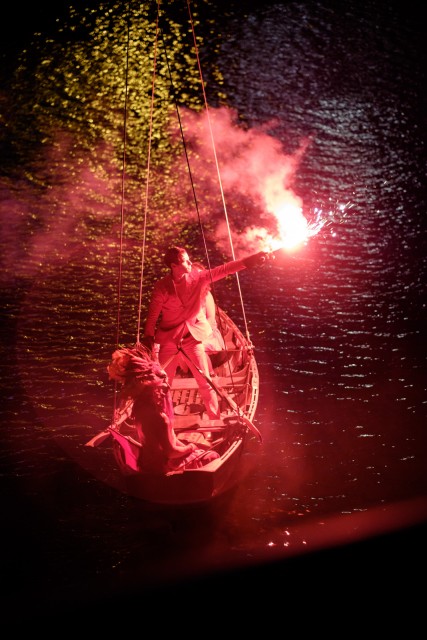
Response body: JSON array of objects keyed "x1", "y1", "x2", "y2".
[{"x1": 1, "y1": 0, "x2": 426, "y2": 613}]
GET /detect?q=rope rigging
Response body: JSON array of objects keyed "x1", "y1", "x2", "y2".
[
  {"x1": 88, "y1": 2, "x2": 262, "y2": 489},
  {"x1": 116, "y1": 0, "x2": 253, "y2": 369}
]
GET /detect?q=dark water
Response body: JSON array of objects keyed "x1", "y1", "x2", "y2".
[{"x1": 1, "y1": 0, "x2": 426, "y2": 623}]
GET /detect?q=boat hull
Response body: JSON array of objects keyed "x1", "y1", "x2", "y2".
[
  {"x1": 107, "y1": 306, "x2": 260, "y2": 505},
  {"x1": 119, "y1": 436, "x2": 245, "y2": 505}
]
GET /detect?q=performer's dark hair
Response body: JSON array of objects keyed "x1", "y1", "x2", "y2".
[{"x1": 164, "y1": 246, "x2": 187, "y2": 268}]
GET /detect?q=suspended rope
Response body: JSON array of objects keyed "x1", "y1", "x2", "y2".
[
  {"x1": 184, "y1": 0, "x2": 252, "y2": 345},
  {"x1": 123, "y1": 0, "x2": 254, "y2": 358},
  {"x1": 113, "y1": 2, "x2": 133, "y2": 416},
  {"x1": 158, "y1": 24, "x2": 210, "y2": 267},
  {"x1": 135, "y1": 1, "x2": 162, "y2": 346},
  {"x1": 151, "y1": 0, "x2": 252, "y2": 344},
  {"x1": 116, "y1": 5, "x2": 132, "y2": 351}
]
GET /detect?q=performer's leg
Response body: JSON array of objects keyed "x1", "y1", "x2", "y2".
[
  {"x1": 182, "y1": 337, "x2": 220, "y2": 419},
  {"x1": 158, "y1": 342, "x2": 180, "y2": 386}
]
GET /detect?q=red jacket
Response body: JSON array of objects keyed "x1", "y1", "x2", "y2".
[{"x1": 144, "y1": 259, "x2": 246, "y2": 345}]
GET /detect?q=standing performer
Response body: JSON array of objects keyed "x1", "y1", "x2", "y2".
[{"x1": 142, "y1": 246, "x2": 269, "y2": 419}]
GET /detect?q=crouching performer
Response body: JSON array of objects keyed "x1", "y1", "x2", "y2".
[{"x1": 107, "y1": 345, "x2": 219, "y2": 473}]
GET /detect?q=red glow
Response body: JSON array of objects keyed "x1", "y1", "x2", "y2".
[
  {"x1": 177, "y1": 107, "x2": 352, "y2": 256},
  {"x1": 244, "y1": 198, "x2": 324, "y2": 254},
  {"x1": 261, "y1": 176, "x2": 329, "y2": 252},
  {"x1": 264, "y1": 201, "x2": 311, "y2": 252}
]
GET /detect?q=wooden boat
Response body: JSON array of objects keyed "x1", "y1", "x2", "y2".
[{"x1": 87, "y1": 306, "x2": 261, "y2": 505}]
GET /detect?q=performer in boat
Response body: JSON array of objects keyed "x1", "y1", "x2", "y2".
[
  {"x1": 142, "y1": 246, "x2": 270, "y2": 420},
  {"x1": 107, "y1": 345, "x2": 218, "y2": 472}
]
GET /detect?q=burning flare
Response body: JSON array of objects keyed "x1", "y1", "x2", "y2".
[{"x1": 252, "y1": 199, "x2": 353, "y2": 255}]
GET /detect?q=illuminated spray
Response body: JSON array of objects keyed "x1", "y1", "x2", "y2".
[
  {"x1": 242, "y1": 154, "x2": 355, "y2": 253},
  {"x1": 229, "y1": 185, "x2": 356, "y2": 257},
  {"x1": 259, "y1": 199, "x2": 355, "y2": 254}
]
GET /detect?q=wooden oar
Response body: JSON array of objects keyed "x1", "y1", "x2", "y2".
[
  {"x1": 85, "y1": 429, "x2": 112, "y2": 448},
  {"x1": 85, "y1": 399, "x2": 133, "y2": 448},
  {"x1": 177, "y1": 344, "x2": 262, "y2": 443},
  {"x1": 174, "y1": 424, "x2": 225, "y2": 433}
]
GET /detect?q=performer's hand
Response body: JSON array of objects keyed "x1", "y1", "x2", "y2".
[
  {"x1": 141, "y1": 335, "x2": 155, "y2": 352},
  {"x1": 243, "y1": 251, "x2": 269, "y2": 269}
]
